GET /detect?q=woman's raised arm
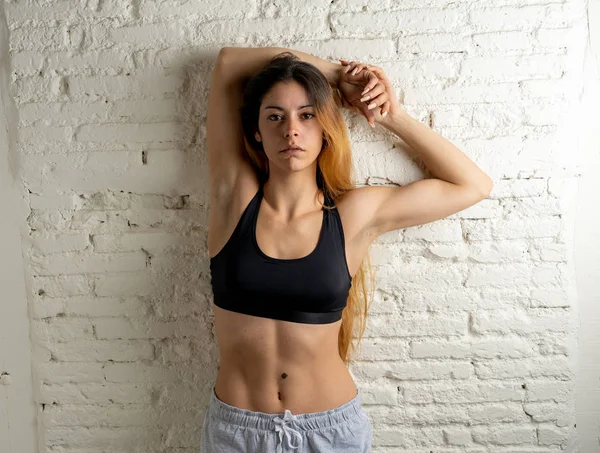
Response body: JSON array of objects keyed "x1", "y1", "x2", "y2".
[{"x1": 218, "y1": 46, "x2": 341, "y2": 87}]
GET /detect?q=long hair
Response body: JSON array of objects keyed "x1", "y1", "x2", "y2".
[{"x1": 240, "y1": 52, "x2": 375, "y2": 366}]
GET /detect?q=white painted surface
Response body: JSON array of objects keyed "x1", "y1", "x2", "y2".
[
  {"x1": 0, "y1": 0, "x2": 596, "y2": 451},
  {"x1": 0, "y1": 3, "x2": 39, "y2": 452},
  {"x1": 575, "y1": 0, "x2": 600, "y2": 451}
]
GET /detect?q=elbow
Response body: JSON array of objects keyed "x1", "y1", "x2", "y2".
[
  {"x1": 466, "y1": 177, "x2": 493, "y2": 200},
  {"x1": 216, "y1": 47, "x2": 239, "y2": 71},
  {"x1": 216, "y1": 47, "x2": 230, "y2": 67},
  {"x1": 479, "y1": 178, "x2": 494, "y2": 199}
]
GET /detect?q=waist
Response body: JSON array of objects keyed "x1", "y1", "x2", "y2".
[{"x1": 214, "y1": 356, "x2": 357, "y2": 414}]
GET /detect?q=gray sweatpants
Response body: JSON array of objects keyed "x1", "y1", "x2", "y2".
[{"x1": 201, "y1": 386, "x2": 372, "y2": 452}]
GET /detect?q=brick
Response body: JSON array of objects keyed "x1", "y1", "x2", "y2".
[
  {"x1": 538, "y1": 425, "x2": 574, "y2": 446},
  {"x1": 468, "y1": 402, "x2": 530, "y2": 424},
  {"x1": 410, "y1": 340, "x2": 470, "y2": 359},
  {"x1": 471, "y1": 424, "x2": 536, "y2": 445},
  {"x1": 36, "y1": 362, "x2": 105, "y2": 384},
  {"x1": 93, "y1": 232, "x2": 200, "y2": 253},
  {"x1": 45, "y1": 426, "x2": 163, "y2": 447},
  {"x1": 294, "y1": 39, "x2": 397, "y2": 62},
  {"x1": 10, "y1": 26, "x2": 65, "y2": 52},
  {"x1": 466, "y1": 263, "x2": 532, "y2": 287},
  {"x1": 31, "y1": 275, "x2": 93, "y2": 298},
  {"x1": 406, "y1": 83, "x2": 520, "y2": 105},
  {"x1": 48, "y1": 340, "x2": 155, "y2": 362},
  {"x1": 398, "y1": 32, "x2": 472, "y2": 53},
  {"x1": 366, "y1": 312, "x2": 467, "y2": 337},
  {"x1": 354, "y1": 360, "x2": 472, "y2": 381},
  {"x1": 32, "y1": 319, "x2": 95, "y2": 343},
  {"x1": 474, "y1": 356, "x2": 573, "y2": 380},
  {"x1": 31, "y1": 296, "x2": 150, "y2": 319},
  {"x1": 30, "y1": 233, "x2": 90, "y2": 254},
  {"x1": 39, "y1": 383, "x2": 153, "y2": 405},
  {"x1": 472, "y1": 308, "x2": 571, "y2": 335},
  {"x1": 461, "y1": 55, "x2": 565, "y2": 83},
  {"x1": 467, "y1": 240, "x2": 530, "y2": 263},
  {"x1": 332, "y1": 9, "x2": 463, "y2": 37},
  {"x1": 523, "y1": 401, "x2": 574, "y2": 425},
  {"x1": 140, "y1": 0, "x2": 258, "y2": 19},
  {"x1": 525, "y1": 380, "x2": 573, "y2": 402},
  {"x1": 470, "y1": 4, "x2": 577, "y2": 32},
  {"x1": 404, "y1": 381, "x2": 523, "y2": 404},
  {"x1": 444, "y1": 426, "x2": 472, "y2": 445},
  {"x1": 404, "y1": 219, "x2": 463, "y2": 242},
  {"x1": 491, "y1": 217, "x2": 562, "y2": 239},
  {"x1": 30, "y1": 251, "x2": 147, "y2": 275}
]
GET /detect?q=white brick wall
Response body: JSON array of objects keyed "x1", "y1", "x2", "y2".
[{"x1": 1, "y1": 0, "x2": 592, "y2": 451}]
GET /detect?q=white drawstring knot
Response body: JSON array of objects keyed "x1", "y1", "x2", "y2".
[{"x1": 273, "y1": 409, "x2": 302, "y2": 453}]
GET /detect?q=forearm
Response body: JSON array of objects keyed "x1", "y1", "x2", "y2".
[
  {"x1": 380, "y1": 111, "x2": 493, "y2": 194},
  {"x1": 219, "y1": 46, "x2": 341, "y2": 87}
]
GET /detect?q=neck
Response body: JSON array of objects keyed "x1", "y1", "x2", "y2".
[{"x1": 262, "y1": 169, "x2": 323, "y2": 221}]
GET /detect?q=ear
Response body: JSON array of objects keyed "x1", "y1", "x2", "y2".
[{"x1": 255, "y1": 132, "x2": 261, "y2": 142}]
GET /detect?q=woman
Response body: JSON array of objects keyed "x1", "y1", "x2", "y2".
[{"x1": 202, "y1": 46, "x2": 493, "y2": 453}]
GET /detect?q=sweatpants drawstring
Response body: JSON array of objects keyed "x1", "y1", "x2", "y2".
[{"x1": 273, "y1": 409, "x2": 302, "y2": 453}]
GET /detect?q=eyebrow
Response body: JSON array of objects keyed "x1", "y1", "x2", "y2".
[{"x1": 263, "y1": 104, "x2": 313, "y2": 111}]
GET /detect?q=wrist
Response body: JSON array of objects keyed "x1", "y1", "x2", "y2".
[
  {"x1": 379, "y1": 109, "x2": 409, "y2": 129},
  {"x1": 381, "y1": 109, "x2": 414, "y2": 138},
  {"x1": 323, "y1": 62, "x2": 342, "y2": 89}
]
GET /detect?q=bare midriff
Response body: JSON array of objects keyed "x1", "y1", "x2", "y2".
[{"x1": 212, "y1": 305, "x2": 359, "y2": 415}]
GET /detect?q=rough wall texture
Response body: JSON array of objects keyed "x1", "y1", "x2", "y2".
[
  {"x1": 3, "y1": 0, "x2": 588, "y2": 451},
  {"x1": 1, "y1": 2, "x2": 39, "y2": 451}
]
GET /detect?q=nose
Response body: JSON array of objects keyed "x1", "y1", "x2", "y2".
[{"x1": 284, "y1": 116, "x2": 300, "y2": 138}]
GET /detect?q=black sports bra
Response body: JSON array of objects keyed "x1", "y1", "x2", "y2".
[{"x1": 209, "y1": 185, "x2": 352, "y2": 324}]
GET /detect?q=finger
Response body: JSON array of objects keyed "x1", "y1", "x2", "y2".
[
  {"x1": 351, "y1": 64, "x2": 367, "y2": 76},
  {"x1": 350, "y1": 61, "x2": 366, "y2": 75},
  {"x1": 381, "y1": 100, "x2": 391, "y2": 117},
  {"x1": 366, "y1": 91, "x2": 388, "y2": 110},
  {"x1": 348, "y1": 63, "x2": 366, "y2": 75},
  {"x1": 365, "y1": 65, "x2": 386, "y2": 79},
  {"x1": 344, "y1": 60, "x2": 360, "y2": 73},
  {"x1": 360, "y1": 81, "x2": 385, "y2": 102},
  {"x1": 363, "y1": 69, "x2": 394, "y2": 99},
  {"x1": 365, "y1": 65, "x2": 382, "y2": 73},
  {"x1": 361, "y1": 74, "x2": 381, "y2": 96},
  {"x1": 365, "y1": 66, "x2": 392, "y2": 87},
  {"x1": 362, "y1": 107, "x2": 375, "y2": 127},
  {"x1": 339, "y1": 59, "x2": 352, "y2": 71}
]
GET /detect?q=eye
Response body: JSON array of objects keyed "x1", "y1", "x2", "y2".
[{"x1": 267, "y1": 113, "x2": 315, "y2": 121}]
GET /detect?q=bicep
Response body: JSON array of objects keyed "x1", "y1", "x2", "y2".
[
  {"x1": 360, "y1": 179, "x2": 490, "y2": 237},
  {"x1": 207, "y1": 50, "x2": 254, "y2": 200}
]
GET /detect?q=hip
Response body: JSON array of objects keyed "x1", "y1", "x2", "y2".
[{"x1": 202, "y1": 384, "x2": 372, "y2": 453}]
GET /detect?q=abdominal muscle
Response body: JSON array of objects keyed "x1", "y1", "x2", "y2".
[{"x1": 212, "y1": 305, "x2": 359, "y2": 415}]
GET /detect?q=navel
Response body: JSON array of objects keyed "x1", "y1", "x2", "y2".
[{"x1": 279, "y1": 373, "x2": 287, "y2": 400}]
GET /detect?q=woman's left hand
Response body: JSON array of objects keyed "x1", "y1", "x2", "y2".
[{"x1": 337, "y1": 59, "x2": 391, "y2": 127}]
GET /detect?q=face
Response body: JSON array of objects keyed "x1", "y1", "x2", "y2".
[{"x1": 255, "y1": 81, "x2": 324, "y2": 173}]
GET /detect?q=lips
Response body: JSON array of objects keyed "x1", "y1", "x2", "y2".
[{"x1": 280, "y1": 146, "x2": 303, "y2": 152}]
